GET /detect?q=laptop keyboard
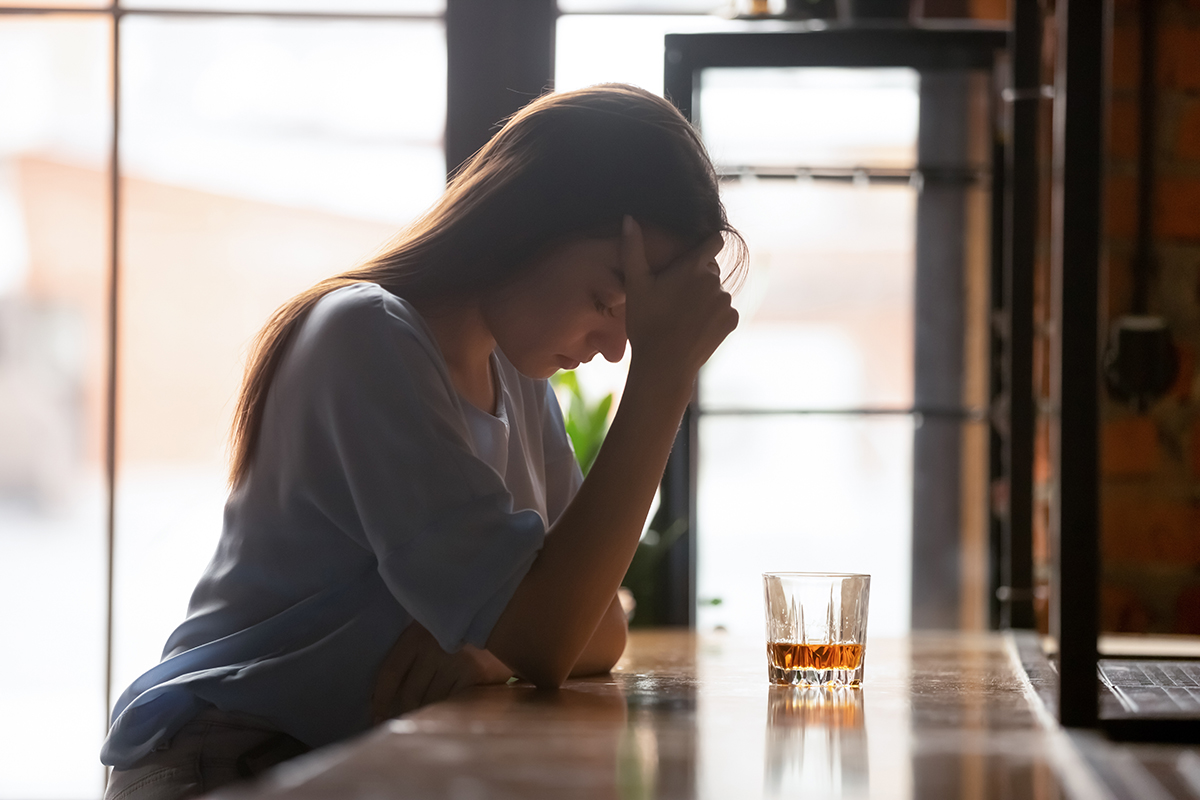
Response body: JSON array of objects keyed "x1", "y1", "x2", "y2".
[{"x1": 1100, "y1": 660, "x2": 1200, "y2": 716}]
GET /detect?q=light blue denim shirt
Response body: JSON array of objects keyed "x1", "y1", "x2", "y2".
[{"x1": 101, "y1": 283, "x2": 582, "y2": 769}]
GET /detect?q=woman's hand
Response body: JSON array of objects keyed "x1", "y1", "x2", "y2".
[
  {"x1": 484, "y1": 219, "x2": 738, "y2": 689},
  {"x1": 371, "y1": 621, "x2": 513, "y2": 724},
  {"x1": 621, "y1": 216, "x2": 738, "y2": 388}
]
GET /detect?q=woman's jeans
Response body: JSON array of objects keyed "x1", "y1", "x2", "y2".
[{"x1": 103, "y1": 707, "x2": 311, "y2": 800}]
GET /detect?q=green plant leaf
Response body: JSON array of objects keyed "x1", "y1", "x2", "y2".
[{"x1": 551, "y1": 371, "x2": 613, "y2": 476}]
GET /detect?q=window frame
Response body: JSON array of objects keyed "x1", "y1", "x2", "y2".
[
  {"x1": 0, "y1": 4, "x2": 449, "y2": 789},
  {"x1": 659, "y1": 23, "x2": 1013, "y2": 629}
]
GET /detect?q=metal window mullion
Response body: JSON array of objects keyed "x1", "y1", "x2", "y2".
[
  {"x1": 1049, "y1": 0, "x2": 1103, "y2": 729},
  {"x1": 660, "y1": 43, "x2": 698, "y2": 627},
  {"x1": 1000, "y1": 0, "x2": 1041, "y2": 631},
  {"x1": 103, "y1": 6, "x2": 120, "y2": 788}
]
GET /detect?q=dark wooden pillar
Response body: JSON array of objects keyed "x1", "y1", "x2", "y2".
[{"x1": 445, "y1": 0, "x2": 556, "y2": 177}]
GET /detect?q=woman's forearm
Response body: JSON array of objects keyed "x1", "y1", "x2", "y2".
[
  {"x1": 486, "y1": 364, "x2": 691, "y2": 687},
  {"x1": 486, "y1": 220, "x2": 736, "y2": 689}
]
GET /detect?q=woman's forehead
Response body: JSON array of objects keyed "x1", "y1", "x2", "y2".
[{"x1": 534, "y1": 224, "x2": 691, "y2": 287}]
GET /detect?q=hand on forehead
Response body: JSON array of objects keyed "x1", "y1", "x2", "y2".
[{"x1": 618, "y1": 223, "x2": 723, "y2": 285}]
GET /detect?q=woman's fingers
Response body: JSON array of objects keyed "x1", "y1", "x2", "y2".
[
  {"x1": 372, "y1": 622, "x2": 518, "y2": 722},
  {"x1": 649, "y1": 231, "x2": 724, "y2": 279},
  {"x1": 422, "y1": 669, "x2": 463, "y2": 708},
  {"x1": 623, "y1": 223, "x2": 737, "y2": 384},
  {"x1": 620, "y1": 215, "x2": 651, "y2": 289},
  {"x1": 695, "y1": 231, "x2": 725, "y2": 265},
  {"x1": 397, "y1": 652, "x2": 440, "y2": 714},
  {"x1": 371, "y1": 625, "x2": 422, "y2": 723},
  {"x1": 467, "y1": 645, "x2": 515, "y2": 685}
]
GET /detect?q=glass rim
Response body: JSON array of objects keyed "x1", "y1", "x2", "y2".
[{"x1": 761, "y1": 571, "x2": 870, "y2": 579}]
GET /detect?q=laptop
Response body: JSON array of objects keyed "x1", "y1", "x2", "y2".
[{"x1": 1095, "y1": 636, "x2": 1200, "y2": 743}]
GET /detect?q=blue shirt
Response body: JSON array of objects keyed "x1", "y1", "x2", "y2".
[{"x1": 101, "y1": 284, "x2": 583, "y2": 769}]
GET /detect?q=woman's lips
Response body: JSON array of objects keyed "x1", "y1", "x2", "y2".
[{"x1": 558, "y1": 356, "x2": 581, "y2": 370}]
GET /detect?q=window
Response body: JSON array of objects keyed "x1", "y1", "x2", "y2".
[
  {"x1": 637, "y1": 25, "x2": 999, "y2": 635},
  {"x1": 113, "y1": 10, "x2": 446, "y2": 700},
  {"x1": 0, "y1": 15, "x2": 111, "y2": 798},
  {"x1": 694, "y1": 67, "x2": 920, "y2": 638},
  {"x1": 0, "y1": 4, "x2": 444, "y2": 796}
]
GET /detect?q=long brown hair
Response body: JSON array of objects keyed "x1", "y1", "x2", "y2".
[{"x1": 229, "y1": 83, "x2": 745, "y2": 486}]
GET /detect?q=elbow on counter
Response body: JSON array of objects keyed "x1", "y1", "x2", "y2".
[{"x1": 512, "y1": 658, "x2": 574, "y2": 691}]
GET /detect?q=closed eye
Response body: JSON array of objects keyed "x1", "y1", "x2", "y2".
[
  {"x1": 595, "y1": 297, "x2": 619, "y2": 317},
  {"x1": 595, "y1": 299, "x2": 624, "y2": 319}
]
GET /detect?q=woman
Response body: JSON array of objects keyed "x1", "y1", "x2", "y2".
[{"x1": 101, "y1": 83, "x2": 743, "y2": 799}]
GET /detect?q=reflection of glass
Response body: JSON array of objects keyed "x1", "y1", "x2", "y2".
[
  {"x1": 765, "y1": 685, "x2": 869, "y2": 798},
  {"x1": 617, "y1": 720, "x2": 660, "y2": 800},
  {"x1": 618, "y1": 668, "x2": 697, "y2": 799},
  {"x1": 763, "y1": 572, "x2": 870, "y2": 686}
]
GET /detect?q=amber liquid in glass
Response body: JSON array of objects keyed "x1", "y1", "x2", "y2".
[{"x1": 769, "y1": 642, "x2": 863, "y2": 671}]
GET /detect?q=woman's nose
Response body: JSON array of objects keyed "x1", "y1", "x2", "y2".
[
  {"x1": 589, "y1": 318, "x2": 628, "y2": 364},
  {"x1": 598, "y1": 337, "x2": 627, "y2": 364}
]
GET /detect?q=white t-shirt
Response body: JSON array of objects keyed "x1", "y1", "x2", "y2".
[{"x1": 101, "y1": 283, "x2": 583, "y2": 769}]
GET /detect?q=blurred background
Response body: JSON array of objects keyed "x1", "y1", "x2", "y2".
[{"x1": 12, "y1": 0, "x2": 1200, "y2": 796}]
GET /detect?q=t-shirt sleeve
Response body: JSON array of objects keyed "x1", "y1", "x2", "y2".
[{"x1": 273, "y1": 287, "x2": 545, "y2": 652}]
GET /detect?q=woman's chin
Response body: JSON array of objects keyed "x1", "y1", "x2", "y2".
[{"x1": 509, "y1": 356, "x2": 560, "y2": 381}]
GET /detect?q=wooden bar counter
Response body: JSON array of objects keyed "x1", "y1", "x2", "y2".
[{"x1": 213, "y1": 630, "x2": 1091, "y2": 799}]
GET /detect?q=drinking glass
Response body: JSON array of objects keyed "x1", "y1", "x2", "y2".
[{"x1": 762, "y1": 572, "x2": 870, "y2": 686}]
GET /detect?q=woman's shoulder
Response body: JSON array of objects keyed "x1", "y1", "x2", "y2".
[
  {"x1": 286, "y1": 283, "x2": 451, "y2": 391},
  {"x1": 296, "y1": 284, "x2": 434, "y2": 356},
  {"x1": 307, "y1": 283, "x2": 422, "y2": 336}
]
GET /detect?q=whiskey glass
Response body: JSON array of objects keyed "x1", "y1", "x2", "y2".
[{"x1": 762, "y1": 572, "x2": 870, "y2": 687}]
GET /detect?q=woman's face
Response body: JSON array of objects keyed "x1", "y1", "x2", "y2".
[{"x1": 482, "y1": 226, "x2": 689, "y2": 379}]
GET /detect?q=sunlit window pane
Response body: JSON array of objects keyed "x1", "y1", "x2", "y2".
[
  {"x1": 705, "y1": 180, "x2": 914, "y2": 410},
  {"x1": 558, "y1": 0, "x2": 724, "y2": 12},
  {"x1": 121, "y1": 15, "x2": 445, "y2": 222},
  {"x1": 113, "y1": 15, "x2": 445, "y2": 699},
  {"x1": 555, "y1": 14, "x2": 727, "y2": 96},
  {"x1": 696, "y1": 416, "x2": 913, "y2": 638},
  {"x1": 119, "y1": 0, "x2": 444, "y2": 13},
  {"x1": 0, "y1": 1, "x2": 107, "y2": 7},
  {"x1": 0, "y1": 15, "x2": 110, "y2": 800},
  {"x1": 700, "y1": 67, "x2": 919, "y2": 170},
  {"x1": 696, "y1": 65, "x2": 918, "y2": 637}
]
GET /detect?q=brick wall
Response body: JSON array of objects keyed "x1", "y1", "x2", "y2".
[{"x1": 1101, "y1": 0, "x2": 1200, "y2": 634}]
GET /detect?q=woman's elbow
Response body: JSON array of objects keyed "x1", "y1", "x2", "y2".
[
  {"x1": 515, "y1": 657, "x2": 574, "y2": 689},
  {"x1": 598, "y1": 624, "x2": 627, "y2": 671}
]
